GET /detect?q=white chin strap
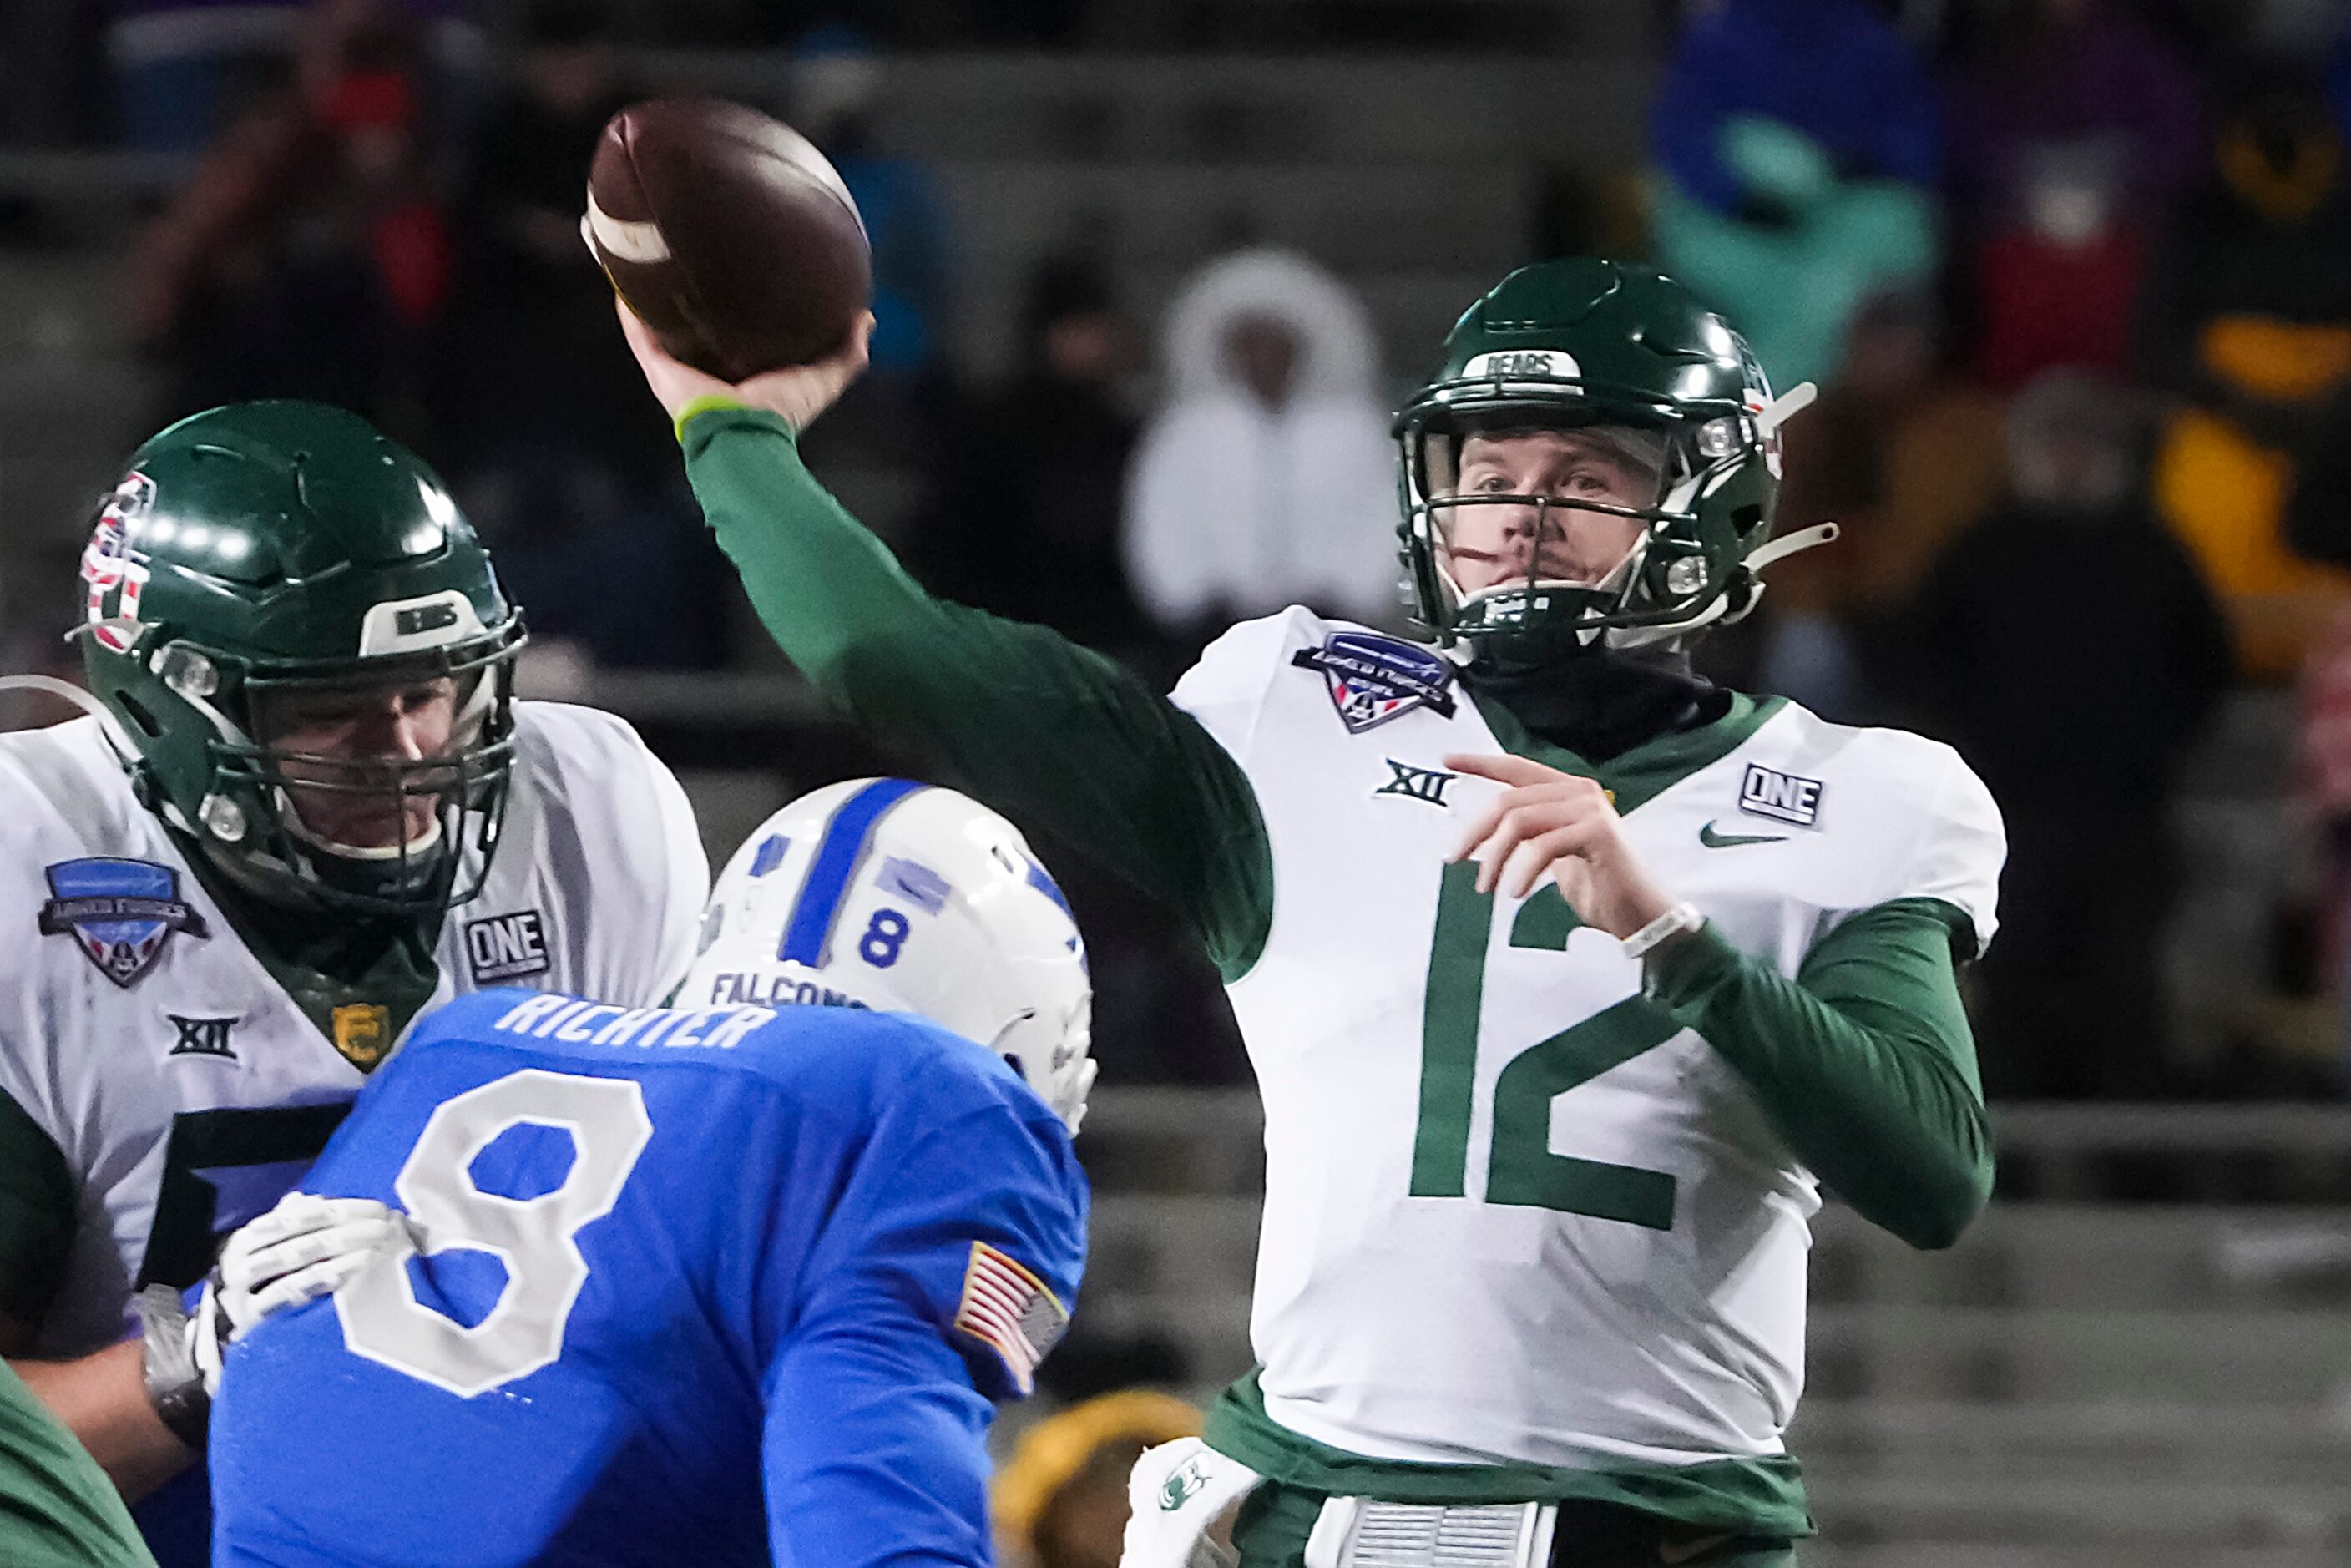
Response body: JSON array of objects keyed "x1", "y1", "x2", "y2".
[
  {"x1": 1449, "y1": 518, "x2": 1845, "y2": 653},
  {"x1": 1575, "y1": 542, "x2": 1648, "y2": 647},
  {"x1": 1605, "y1": 380, "x2": 1828, "y2": 650},
  {"x1": 1605, "y1": 519, "x2": 1840, "y2": 650},
  {"x1": 1755, "y1": 380, "x2": 1818, "y2": 437},
  {"x1": 1745, "y1": 520, "x2": 1840, "y2": 574},
  {"x1": 279, "y1": 802, "x2": 445, "y2": 863}
]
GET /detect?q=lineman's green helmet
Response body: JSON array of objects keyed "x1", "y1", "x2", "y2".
[
  {"x1": 1395, "y1": 258, "x2": 1822, "y2": 665},
  {"x1": 75, "y1": 401, "x2": 527, "y2": 913}
]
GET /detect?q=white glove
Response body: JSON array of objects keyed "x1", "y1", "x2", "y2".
[
  {"x1": 1122, "y1": 1438, "x2": 1259, "y2": 1568},
  {"x1": 189, "y1": 1193, "x2": 418, "y2": 1394}
]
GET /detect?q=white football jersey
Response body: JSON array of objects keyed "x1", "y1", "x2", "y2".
[
  {"x1": 1171, "y1": 609, "x2": 2002, "y2": 1473},
  {"x1": 0, "y1": 701, "x2": 706, "y2": 1354}
]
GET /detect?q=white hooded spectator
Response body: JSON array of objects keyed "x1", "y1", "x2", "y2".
[{"x1": 1123, "y1": 249, "x2": 1399, "y2": 632}]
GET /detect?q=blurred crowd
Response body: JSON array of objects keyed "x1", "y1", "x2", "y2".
[
  {"x1": 23, "y1": 0, "x2": 2351, "y2": 1099},
  {"x1": 1644, "y1": 0, "x2": 2351, "y2": 1102}
]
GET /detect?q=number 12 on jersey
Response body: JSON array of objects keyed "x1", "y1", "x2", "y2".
[{"x1": 1409, "y1": 862, "x2": 1680, "y2": 1230}]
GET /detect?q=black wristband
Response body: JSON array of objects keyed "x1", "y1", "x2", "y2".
[{"x1": 131, "y1": 1284, "x2": 209, "y2": 1450}]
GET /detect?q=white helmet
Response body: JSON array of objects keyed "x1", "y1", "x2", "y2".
[{"x1": 681, "y1": 779, "x2": 1096, "y2": 1131}]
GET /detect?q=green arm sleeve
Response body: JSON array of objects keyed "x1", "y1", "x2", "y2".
[
  {"x1": 0, "y1": 1088, "x2": 73, "y2": 1329},
  {"x1": 681, "y1": 406, "x2": 1274, "y2": 977},
  {"x1": 0, "y1": 1361, "x2": 155, "y2": 1566},
  {"x1": 1646, "y1": 898, "x2": 1994, "y2": 1250}
]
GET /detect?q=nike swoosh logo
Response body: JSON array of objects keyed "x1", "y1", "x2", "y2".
[{"x1": 1699, "y1": 821, "x2": 1786, "y2": 848}]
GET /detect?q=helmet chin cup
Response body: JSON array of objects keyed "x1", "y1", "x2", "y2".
[{"x1": 278, "y1": 799, "x2": 447, "y2": 864}]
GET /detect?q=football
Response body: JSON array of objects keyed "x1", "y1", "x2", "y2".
[{"x1": 583, "y1": 98, "x2": 872, "y2": 382}]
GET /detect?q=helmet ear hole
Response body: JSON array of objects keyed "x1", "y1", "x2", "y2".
[{"x1": 115, "y1": 692, "x2": 161, "y2": 740}]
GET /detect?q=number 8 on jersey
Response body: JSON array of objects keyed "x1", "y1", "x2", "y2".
[{"x1": 335, "y1": 1069, "x2": 652, "y2": 1398}]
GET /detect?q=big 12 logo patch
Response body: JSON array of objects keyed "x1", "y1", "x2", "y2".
[{"x1": 82, "y1": 471, "x2": 155, "y2": 654}]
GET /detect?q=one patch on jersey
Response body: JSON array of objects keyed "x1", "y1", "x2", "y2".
[
  {"x1": 953, "y1": 1240, "x2": 1068, "y2": 1396},
  {"x1": 1738, "y1": 763, "x2": 1823, "y2": 827},
  {"x1": 1373, "y1": 758, "x2": 1455, "y2": 806},
  {"x1": 1292, "y1": 633, "x2": 1456, "y2": 734},
  {"x1": 38, "y1": 858, "x2": 208, "y2": 987},
  {"x1": 464, "y1": 910, "x2": 551, "y2": 984}
]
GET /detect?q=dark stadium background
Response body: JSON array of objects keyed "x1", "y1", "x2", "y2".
[{"x1": 5, "y1": 2, "x2": 2351, "y2": 1562}]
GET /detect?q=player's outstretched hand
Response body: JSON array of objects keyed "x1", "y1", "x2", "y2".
[
  {"x1": 616, "y1": 297, "x2": 873, "y2": 434},
  {"x1": 1445, "y1": 753, "x2": 1676, "y2": 941},
  {"x1": 190, "y1": 1194, "x2": 418, "y2": 1394}
]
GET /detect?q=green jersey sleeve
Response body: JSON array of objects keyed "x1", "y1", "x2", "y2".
[
  {"x1": 681, "y1": 407, "x2": 1274, "y2": 977},
  {"x1": 1646, "y1": 898, "x2": 1995, "y2": 1251},
  {"x1": 0, "y1": 1360, "x2": 155, "y2": 1566},
  {"x1": 0, "y1": 1085, "x2": 75, "y2": 1330}
]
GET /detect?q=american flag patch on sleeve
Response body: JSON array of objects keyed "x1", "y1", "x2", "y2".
[{"x1": 953, "y1": 1241, "x2": 1069, "y2": 1394}]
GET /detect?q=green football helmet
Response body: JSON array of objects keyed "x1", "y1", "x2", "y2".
[
  {"x1": 1395, "y1": 258, "x2": 1827, "y2": 665},
  {"x1": 73, "y1": 401, "x2": 527, "y2": 914}
]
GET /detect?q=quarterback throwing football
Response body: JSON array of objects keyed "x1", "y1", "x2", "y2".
[{"x1": 622, "y1": 260, "x2": 2004, "y2": 1568}]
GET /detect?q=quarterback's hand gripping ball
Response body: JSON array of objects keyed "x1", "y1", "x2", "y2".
[
  {"x1": 616, "y1": 296, "x2": 873, "y2": 433},
  {"x1": 583, "y1": 98, "x2": 872, "y2": 381}
]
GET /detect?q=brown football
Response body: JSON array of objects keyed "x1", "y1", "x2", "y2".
[{"x1": 584, "y1": 98, "x2": 871, "y2": 381}]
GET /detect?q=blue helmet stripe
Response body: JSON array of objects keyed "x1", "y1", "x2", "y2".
[
  {"x1": 777, "y1": 778, "x2": 927, "y2": 967},
  {"x1": 1024, "y1": 858, "x2": 1071, "y2": 915}
]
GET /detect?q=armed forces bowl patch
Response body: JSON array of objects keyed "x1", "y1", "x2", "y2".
[
  {"x1": 39, "y1": 858, "x2": 208, "y2": 987},
  {"x1": 953, "y1": 1241, "x2": 1069, "y2": 1396},
  {"x1": 1292, "y1": 632, "x2": 1457, "y2": 734}
]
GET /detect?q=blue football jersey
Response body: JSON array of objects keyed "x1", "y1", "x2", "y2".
[{"x1": 207, "y1": 989, "x2": 1088, "y2": 1568}]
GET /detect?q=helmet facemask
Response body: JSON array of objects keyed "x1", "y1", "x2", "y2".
[
  {"x1": 1416, "y1": 418, "x2": 1671, "y2": 634},
  {"x1": 1401, "y1": 399, "x2": 1773, "y2": 662},
  {"x1": 134, "y1": 625, "x2": 526, "y2": 916}
]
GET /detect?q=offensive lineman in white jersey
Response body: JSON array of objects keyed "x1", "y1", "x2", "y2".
[
  {"x1": 617, "y1": 258, "x2": 2005, "y2": 1568},
  {"x1": 0, "y1": 401, "x2": 706, "y2": 1532}
]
